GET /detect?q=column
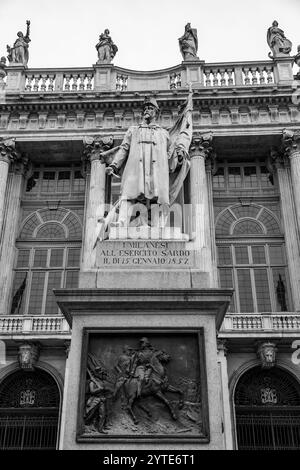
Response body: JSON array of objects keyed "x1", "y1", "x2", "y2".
[
  {"x1": 189, "y1": 132, "x2": 215, "y2": 286},
  {"x1": 282, "y1": 129, "x2": 300, "y2": 232},
  {"x1": 0, "y1": 139, "x2": 18, "y2": 241},
  {"x1": 58, "y1": 341, "x2": 71, "y2": 450},
  {"x1": 80, "y1": 136, "x2": 111, "y2": 271},
  {"x1": 0, "y1": 155, "x2": 27, "y2": 315},
  {"x1": 274, "y1": 136, "x2": 300, "y2": 310},
  {"x1": 217, "y1": 339, "x2": 233, "y2": 450},
  {"x1": 205, "y1": 152, "x2": 218, "y2": 287}
]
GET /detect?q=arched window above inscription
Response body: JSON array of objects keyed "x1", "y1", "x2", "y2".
[{"x1": 19, "y1": 208, "x2": 82, "y2": 240}]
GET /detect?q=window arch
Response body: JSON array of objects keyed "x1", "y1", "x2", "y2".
[
  {"x1": 216, "y1": 204, "x2": 290, "y2": 313},
  {"x1": 234, "y1": 366, "x2": 300, "y2": 450},
  {"x1": 215, "y1": 204, "x2": 281, "y2": 237},
  {"x1": 11, "y1": 207, "x2": 81, "y2": 316},
  {"x1": 0, "y1": 368, "x2": 60, "y2": 450},
  {"x1": 19, "y1": 208, "x2": 82, "y2": 240}
]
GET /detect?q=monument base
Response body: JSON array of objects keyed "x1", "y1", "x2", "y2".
[{"x1": 55, "y1": 288, "x2": 232, "y2": 450}]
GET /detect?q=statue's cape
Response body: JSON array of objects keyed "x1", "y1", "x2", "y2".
[{"x1": 94, "y1": 90, "x2": 193, "y2": 244}]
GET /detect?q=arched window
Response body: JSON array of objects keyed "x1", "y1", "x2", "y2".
[
  {"x1": 0, "y1": 369, "x2": 60, "y2": 450},
  {"x1": 11, "y1": 208, "x2": 82, "y2": 315},
  {"x1": 216, "y1": 204, "x2": 290, "y2": 312},
  {"x1": 234, "y1": 367, "x2": 300, "y2": 450}
]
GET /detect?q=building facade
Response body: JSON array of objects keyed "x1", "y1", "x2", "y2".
[{"x1": 0, "y1": 22, "x2": 300, "y2": 450}]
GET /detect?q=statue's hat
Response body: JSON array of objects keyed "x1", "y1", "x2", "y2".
[{"x1": 143, "y1": 97, "x2": 159, "y2": 110}]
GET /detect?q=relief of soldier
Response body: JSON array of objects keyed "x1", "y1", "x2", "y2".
[{"x1": 84, "y1": 338, "x2": 186, "y2": 431}]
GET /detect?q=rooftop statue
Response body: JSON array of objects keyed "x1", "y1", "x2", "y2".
[
  {"x1": 294, "y1": 45, "x2": 300, "y2": 80},
  {"x1": 7, "y1": 20, "x2": 31, "y2": 66},
  {"x1": 0, "y1": 57, "x2": 6, "y2": 88},
  {"x1": 267, "y1": 20, "x2": 292, "y2": 58},
  {"x1": 95, "y1": 29, "x2": 118, "y2": 64},
  {"x1": 178, "y1": 23, "x2": 198, "y2": 61},
  {"x1": 96, "y1": 89, "x2": 193, "y2": 241}
]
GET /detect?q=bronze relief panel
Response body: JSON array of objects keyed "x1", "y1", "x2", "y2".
[{"x1": 77, "y1": 329, "x2": 209, "y2": 442}]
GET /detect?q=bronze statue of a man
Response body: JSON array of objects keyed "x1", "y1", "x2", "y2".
[{"x1": 99, "y1": 91, "x2": 193, "y2": 234}]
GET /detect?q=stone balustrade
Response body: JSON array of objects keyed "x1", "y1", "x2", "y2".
[
  {"x1": 23, "y1": 68, "x2": 95, "y2": 92},
  {"x1": 2, "y1": 58, "x2": 292, "y2": 95},
  {"x1": 221, "y1": 313, "x2": 300, "y2": 333},
  {"x1": 0, "y1": 315, "x2": 70, "y2": 334}
]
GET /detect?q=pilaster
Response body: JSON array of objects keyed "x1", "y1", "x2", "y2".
[
  {"x1": 0, "y1": 155, "x2": 29, "y2": 315},
  {"x1": 270, "y1": 146, "x2": 300, "y2": 310},
  {"x1": 217, "y1": 339, "x2": 233, "y2": 450},
  {"x1": 80, "y1": 136, "x2": 113, "y2": 273}
]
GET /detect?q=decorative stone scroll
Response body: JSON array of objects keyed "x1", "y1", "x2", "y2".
[{"x1": 77, "y1": 329, "x2": 208, "y2": 442}]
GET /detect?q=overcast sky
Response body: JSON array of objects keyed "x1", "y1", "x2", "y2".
[{"x1": 0, "y1": 0, "x2": 299, "y2": 70}]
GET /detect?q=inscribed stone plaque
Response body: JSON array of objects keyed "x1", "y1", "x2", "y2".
[
  {"x1": 96, "y1": 240, "x2": 195, "y2": 269},
  {"x1": 77, "y1": 329, "x2": 209, "y2": 442}
]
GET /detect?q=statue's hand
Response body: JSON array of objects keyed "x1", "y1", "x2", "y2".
[
  {"x1": 105, "y1": 164, "x2": 120, "y2": 178},
  {"x1": 26, "y1": 20, "x2": 31, "y2": 25},
  {"x1": 176, "y1": 149, "x2": 185, "y2": 162}
]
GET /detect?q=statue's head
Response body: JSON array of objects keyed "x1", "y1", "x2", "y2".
[
  {"x1": 143, "y1": 97, "x2": 159, "y2": 121},
  {"x1": 104, "y1": 29, "x2": 110, "y2": 35},
  {"x1": 272, "y1": 20, "x2": 279, "y2": 27},
  {"x1": 139, "y1": 337, "x2": 151, "y2": 348},
  {"x1": 123, "y1": 344, "x2": 133, "y2": 354},
  {"x1": 185, "y1": 22, "x2": 191, "y2": 30},
  {"x1": 0, "y1": 57, "x2": 6, "y2": 65},
  {"x1": 17, "y1": 31, "x2": 23, "y2": 37}
]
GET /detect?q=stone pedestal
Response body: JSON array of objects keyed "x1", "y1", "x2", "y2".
[{"x1": 55, "y1": 288, "x2": 232, "y2": 450}]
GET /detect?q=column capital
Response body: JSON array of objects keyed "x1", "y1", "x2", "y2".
[
  {"x1": 0, "y1": 138, "x2": 20, "y2": 164},
  {"x1": 82, "y1": 135, "x2": 115, "y2": 177},
  {"x1": 83, "y1": 135, "x2": 115, "y2": 162},
  {"x1": 269, "y1": 147, "x2": 289, "y2": 170},
  {"x1": 12, "y1": 155, "x2": 30, "y2": 176},
  {"x1": 217, "y1": 338, "x2": 228, "y2": 356},
  {"x1": 281, "y1": 128, "x2": 300, "y2": 158},
  {"x1": 189, "y1": 131, "x2": 213, "y2": 159}
]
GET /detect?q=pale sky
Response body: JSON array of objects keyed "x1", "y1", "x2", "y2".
[{"x1": 0, "y1": 0, "x2": 299, "y2": 70}]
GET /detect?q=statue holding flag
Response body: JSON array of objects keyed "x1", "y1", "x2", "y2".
[{"x1": 96, "y1": 88, "x2": 193, "y2": 241}]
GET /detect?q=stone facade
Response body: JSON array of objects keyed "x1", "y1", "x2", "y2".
[{"x1": 0, "y1": 21, "x2": 300, "y2": 451}]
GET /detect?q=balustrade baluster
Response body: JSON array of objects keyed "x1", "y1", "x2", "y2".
[
  {"x1": 259, "y1": 68, "x2": 265, "y2": 84},
  {"x1": 243, "y1": 68, "x2": 250, "y2": 85},
  {"x1": 213, "y1": 71, "x2": 219, "y2": 86},
  {"x1": 250, "y1": 67, "x2": 258, "y2": 84},
  {"x1": 220, "y1": 69, "x2": 226, "y2": 86},
  {"x1": 40, "y1": 75, "x2": 47, "y2": 92},
  {"x1": 227, "y1": 68, "x2": 233, "y2": 86},
  {"x1": 33, "y1": 75, "x2": 40, "y2": 91},
  {"x1": 64, "y1": 74, "x2": 71, "y2": 91},
  {"x1": 25, "y1": 75, "x2": 33, "y2": 91},
  {"x1": 48, "y1": 75, "x2": 55, "y2": 91},
  {"x1": 204, "y1": 71, "x2": 211, "y2": 86},
  {"x1": 86, "y1": 74, "x2": 93, "y2": 90},
  {"x1": 79, "y1": 74, "x2": 85, "y2": 90},
  {"x1": 266, "y1": 67, "x2": 273, "y2": 83},
  {"x1": 72, "y1": 74, "x2": 79, "y2": 91}
]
